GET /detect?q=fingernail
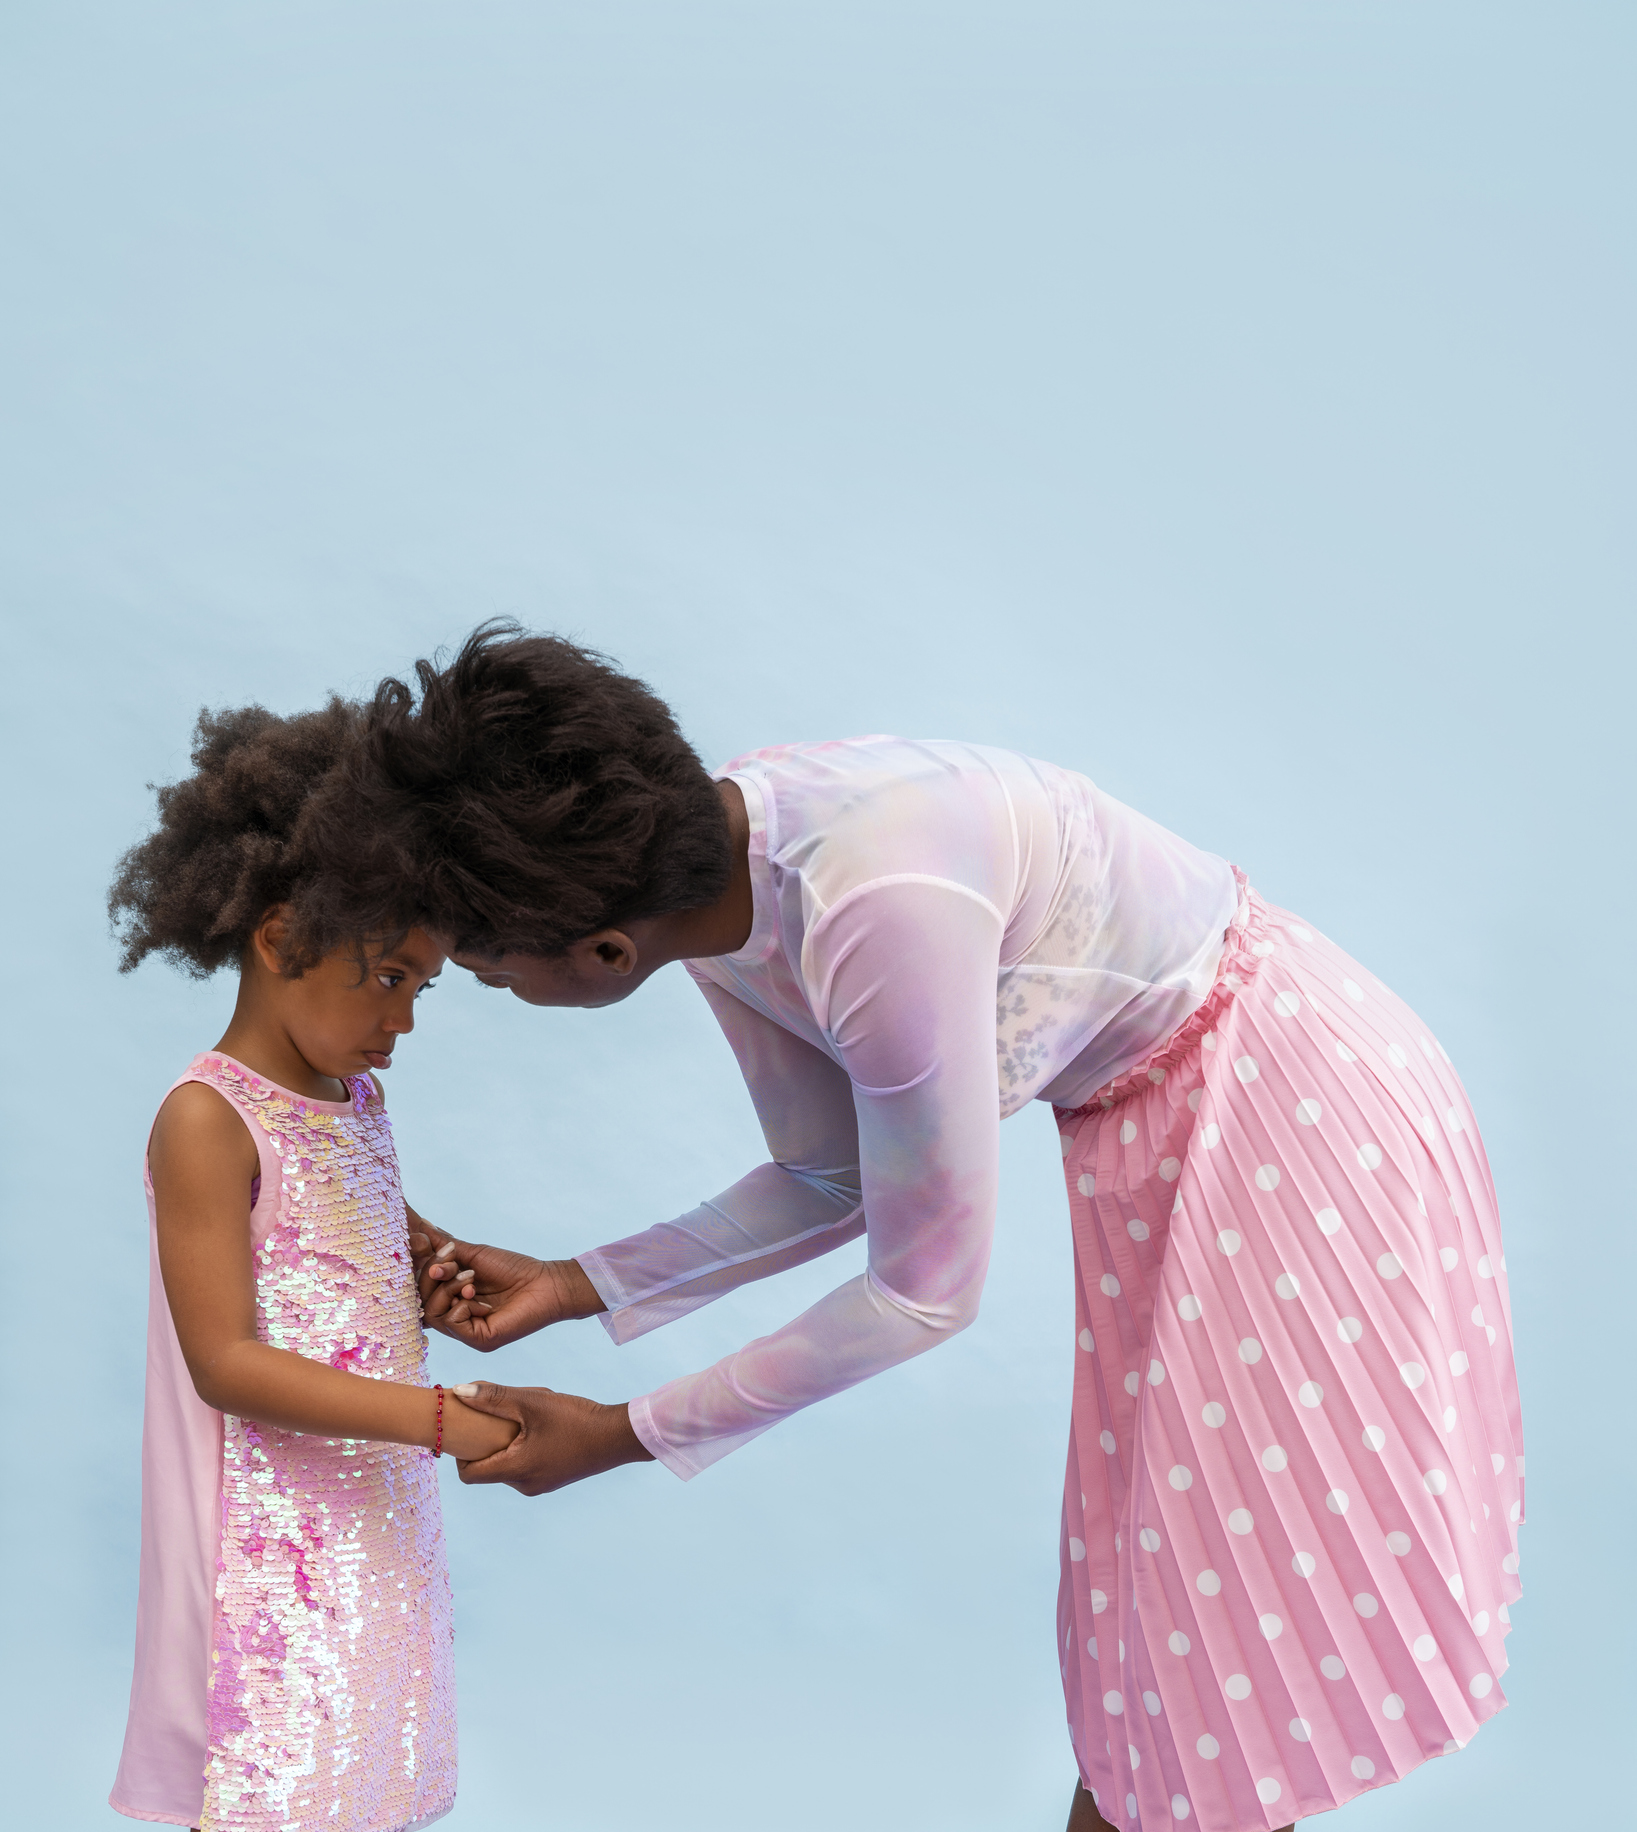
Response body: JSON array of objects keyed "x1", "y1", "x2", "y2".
[
  {"x1": 451, "y1": 1383, "x2": 478, "y2": 1398},
  {"x1": 436, "y1": 1242, "x2": 458, "y2": 1260},
  {"x1": 455, "y1": 1269, "x2": 474, "y2": 1281}
]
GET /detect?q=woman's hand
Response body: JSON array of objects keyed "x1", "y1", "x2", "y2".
[
  {"x1": 408, "y1": 1219, "x2": 606, "y2": 1350},
  {"x1": 448, "y1": 1381, "x2": 654, "y2": 1495}
]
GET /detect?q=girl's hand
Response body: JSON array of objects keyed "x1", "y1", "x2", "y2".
[
  {"x1": 407, "y1": 1219, "x2": 606, "y2": 1349},
  {"x1": 437, "y1": 1390, "x2": 520, "y2": 1462},
  {"x1": 447, "y1": 1381, "x2": 654, "y2": 1495}
]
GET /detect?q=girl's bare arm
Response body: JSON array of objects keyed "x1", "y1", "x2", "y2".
[{"x1": 150, "y1": 1082, "x2": 516, "y2": 1462}]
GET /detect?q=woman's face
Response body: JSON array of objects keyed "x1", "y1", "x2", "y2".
[{"x1": 448, "y1": 930, "x2": 652, "y2": 1009}]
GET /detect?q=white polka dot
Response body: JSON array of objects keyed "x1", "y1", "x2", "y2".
[
  {"x1": 1473, "y1": 1610, "x2": 1490, "y2": 1635},
  {"x1": 1502, "y1": 1551, "x2": 1519, "y2": 1574},
  {"x1": 1354, "y1": 1593, "x2": 1379, "y2": 1617},
  {"x1": 1509, "y1": 1499, "x2": 1520, "y2": 1522},
  {"x1": 1139, "y1": 1527, "x2": 1162, "y2": 1552},
  {"x1": 1119, "y1": 1120, "x2": 1137, "y2": 1144},
  {"x1": 1438, "y1": 1246, "x2": 1458, "y2": 1271},
  {"x1": 1442, "y1": 1405, "x2": 1458, "y2": 1431},
  {"x1": 1343, "y1": 979, "x2": 1365, "y2": 1002},
  {"x1": 1126, "y1": 1793, "x2": 1138, "y2": 1815},
  {"x1": 1149, "y1": 1359, "x2": 1166, "y2": 1386},
  {"x1": 1100, "y1": 1430, "x2": 1116, "y2": 1454},
  {"x1": 1381, "y1": 1692, "x2": 1405, "y2": 1720},
  {"x1": 1474, "y1": 1307, "x2": 1489, "y2": 1330},
  {"x1": 1274, "y1": 989, "x2": 1302, "y2": 1017},
  {"x1": 1260, "y1": 1445, "x2": 1288, "y2": 1473},
  {"x1": 1060, "y1": 1133, "x2": 1075, "y2": 1158},
  {"x1": 1293, "y1": 1100, "x2": 1323, "y2": 1131},
  {"x1": 1327, "y1": 1488, "x2": 1352, "y2": 1513},
  {"x1": 1187, "y1": 1087, "x2": 1203, "y2": 1112},
  {"x1": 1275, "y1": 1271, "x2": 1301, "y2": 1300},
  {"x1": 1424, "y1": 1468, "x2": 1448, "y2": 1495},
  {"x1": 1089, "y1": 1589, "x2": 1109, "y2": 1613},
  {"x1": 1336, "y1": 1041, "x2": 1358, "y2": 1062},
  {"x1": 1320, "y1": 1655, "x2": 1346, "y2": 1680},
  {"x1": 1255, "y1": 1163, "x2": 1282, "y2": 1191},
  {"x1": 1149, "y1": 1065, "x2": 1168, "y2": 1085},
  {"x1": 1259, "y1": 1613, "x2": 1283, "y2": 1640},
  {"x1": 1086, "y1": 1636, "x2": 1098, "y2": 1658},
  {"x1": 1177, "y1": 1294, "x2": 1203, "y2": 1321},
  {"x1": 1292, "y1": 1550, "x2": 1317, "y2": 1577},
  {"x1": 1239, "y1": 1337, "x2": 1263, "y2": 1364},
  {"x1": 1486, "y1": 1325, "x2": 1497, "y2": 1345},
  {"x1": 1103, "y1": 1690, "x2": 1124, "y2": 1714},
  {"x1": 1489, "y1": 1450, "x2": 1504, "y2": 1474},
  {"x1": 1168, "y1": 1465, "x2": 1193, "y2": 1491},
  {"x1": 1100, "y1": 1273, "x2": 1121, "y2": 1297},
  {"x1": 1078, "y1": 1328, "x2": 1095, "y2": 1352},
  {"x1": 1376, "y1": 1251, "x2": 1403, "y2": 1279},
  {"x1": 1289, "y1": 1718, "x2": 1312, "y2": 1742},
  {"x1": 1446, "y1": 1572, "x2": 1464, "y2": 1599},
  {"x1": 1289, "y1": 924, "x2": 1313, "y2": 942},
  {"x1": 1201, "y1": 1402, "x2": 1227, "y2": 1428},
  {"x1": 1411, "y1": 1633, "x2": 1437, "y2": 1661},
  {"x1": 1069, "y1": 1538, "x2": 1087, "y2": 1561},
  {"x1": 1234, "y1": 1055, "x2": 1260, "y2": 1083},
  {"x1": 1143, "y1": 1690, "x2": 1162, "y2": 1716},
  {"x1": 1227, "y1": 1508, "x2": 1255, "y2": 1536},
  {"x1": 1337, "y1": 1316, "x2": 1364, "y2": 1344},
  {"x1": 1126, "y1": 1217, "x2": 1150, "y2": 1243},
  {"x1": 1196, "y1": 1734, "x2": 1220, "y2": 1759},
  {"x1": 1298, "y1": 1380, "x2": 1325, "y2": 1408},
  {"x1": 1251, "y1": 938, "x2": 1276, "y2": 958},
  {"x1": 1217, "y1": 1230, "x2": 1242, "y2": 1256},
  {"x1": 1362, "y1": 1425, "x2": 1387, "y2": 1453},
  {"x1": 1168, "y1": 1630, "x2": 1191, "y2": 1655},
  {"x1": 1400, "y1": 1362, "x2": 1427, "y2": 1389},
  {"x1": 1387, "y1": 1042, "x2": 1409, "y2": 1068},
  {"x1": 1196, "y1": 1569, "x2": 1221, "y2": 1596},
  {"x1": 1446, "y1": 1107, "x2": 1464, "y2": 1134},
  {"x1": 1201, "y1": 1122, "x2": 1221, "y2": 1149},
  {"x1": 1450, "y1": 1350, "x2": 1470, "y2": 1377},
  {"x1": 1313, "y1": 1208, "x2": 1343, "y2": 1239},
  {"x1": 1203, "y1": 1031, "x2": 1218, "y2": 1051},
  {"x1": 1416, "y1": 1112, "x2": 1436, "y2": 1139},
  {"x1": 1171, "y1": 1795, "x2": 1191, "y2": 1820},
  {"x1": 1255, "y1": 1778, "x2": 1283, "y2": 1805},
  {"x1": 1159, "y1": 1156, "x2": 1182, "y2": 1181},
  {"x1": 1387, "y1": 1532, "x2": 1413, "y2": 1556},
  {"x1": 1124, "y1": 1371, "x2": 1141, "y2": 1396},
  {"x1": 1351, "y1": 1756, "x2": 1376, "y2": 1780},
  {"x1": 1357, "y1": 1142, "x2": 1384, "y2": 1170},
  {"x1": 1469, "y1": 1673, "x2": 1493, "y2": 1699},
  {"x1": 1077, "y1": 1172, "x2": 1097, "y2": 1197},
  {"x1": 1477, "y1": 1254, "x2": 1494, "y2": 1279},
  {"x1": 1225, "y1": 1673, "x2": 1252, "y2": 1700}
]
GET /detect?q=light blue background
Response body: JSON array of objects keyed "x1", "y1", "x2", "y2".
[{"x1": 1, "y1": 4, "x2": 1630, "y2": 1827}]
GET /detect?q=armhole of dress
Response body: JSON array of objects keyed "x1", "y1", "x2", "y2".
[{"x1": 151, "y1": 1074, "x2": 285, "y2": 1252}]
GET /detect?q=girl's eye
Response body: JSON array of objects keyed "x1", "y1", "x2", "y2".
[{"x1": 414, "y1": 981, "x2": 437, "y2": 999}]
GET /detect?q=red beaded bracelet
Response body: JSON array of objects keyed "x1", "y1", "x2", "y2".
[{"x1": 432, "y1": 1383, "x2": 445, "y2": 1457}]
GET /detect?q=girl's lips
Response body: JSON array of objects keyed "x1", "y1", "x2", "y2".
[{"x1": 363, "y1": 1050, "x2": 393, "y2": 1070}]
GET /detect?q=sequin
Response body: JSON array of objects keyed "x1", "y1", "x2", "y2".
[{"x1": 190, "y1": 1055, "x2": 455, "y2": 1832}]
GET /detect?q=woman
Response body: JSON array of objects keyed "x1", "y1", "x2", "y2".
[{"x1": 305, "y1": 623, "x2": 1521, "y2": 1832}]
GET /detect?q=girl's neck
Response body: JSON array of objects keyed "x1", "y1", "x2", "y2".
[{"x1": 216, "y1": 978, "x2": 348, "y2": 1104}]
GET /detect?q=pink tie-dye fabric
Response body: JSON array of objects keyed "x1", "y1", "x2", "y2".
[{"x1": 1057, "y1": 879, "x2": 1520, "y2": 1830}]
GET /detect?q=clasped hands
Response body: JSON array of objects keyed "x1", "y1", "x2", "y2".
[{"x1": 406, "y1": 1224, "x2": 653, "y2": 1494}]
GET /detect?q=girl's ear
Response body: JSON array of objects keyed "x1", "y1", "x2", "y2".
[{"x1": 248, "y1": 905, "x2": 293, "y2": 976}]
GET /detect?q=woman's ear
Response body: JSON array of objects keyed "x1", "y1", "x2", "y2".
[{"x1": 585, "y1": 929, "x2": 639, "y2": 976}]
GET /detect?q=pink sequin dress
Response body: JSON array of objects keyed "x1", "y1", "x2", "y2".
[{"x1": 110, "y1": 1054, "x2": 456, "y2": 1832}]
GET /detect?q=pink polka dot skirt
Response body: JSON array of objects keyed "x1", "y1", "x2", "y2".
[{"x1": 1056, "y1": 881, "x2": 1520, "y2": 1831}]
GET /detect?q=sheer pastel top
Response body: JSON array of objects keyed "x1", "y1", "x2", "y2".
[{"x1": 578, "y1": 737, "x2": 1237, "y2": 1477}]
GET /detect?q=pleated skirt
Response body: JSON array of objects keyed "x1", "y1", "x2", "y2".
[{"x1": 1056, "y1": 879, "x2": 1521, "y2": 1832}]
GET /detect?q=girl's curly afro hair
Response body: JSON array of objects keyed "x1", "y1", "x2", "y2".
[
  {"x1": 296, "y1": 621, "x2": 733, "y2": 958},
  {"x1": 109, "y1": 697, "x2": 364, "y2": 978}
]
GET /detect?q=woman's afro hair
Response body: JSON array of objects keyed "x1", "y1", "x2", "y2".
[
  {"x1": 298, "y1": 621, "x2": 733, "y2": 958},
  {"x1": 109, "y1": 698, "x2": 364, "y2": 978}
]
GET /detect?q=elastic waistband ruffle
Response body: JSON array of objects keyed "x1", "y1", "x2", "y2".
[{"x1": 1056, "y1": 867, "x2": 1271, "y2": 1121}]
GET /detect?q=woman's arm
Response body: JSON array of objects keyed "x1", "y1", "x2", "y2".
[{"x1": 151, "y1": 1082, "x2": 516, "y2": 1461}]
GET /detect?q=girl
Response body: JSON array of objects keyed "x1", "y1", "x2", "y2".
[{"x1": 106, "y1": 700, "x2": 512, "y2": 1832}]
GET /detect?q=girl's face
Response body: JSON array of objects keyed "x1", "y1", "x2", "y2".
[{"x1": 251, "y1": 920, "x2": 446, "y2": 1079}]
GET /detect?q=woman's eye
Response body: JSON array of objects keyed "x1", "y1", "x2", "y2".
[{"x1": 376, "y1": 973, "x2": 403, "y2": 990}]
